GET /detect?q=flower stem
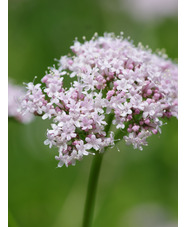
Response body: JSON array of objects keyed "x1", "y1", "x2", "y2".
[
  {"x1": 82, "y1": 153, "x2": 103, "y2": 227},
  {"x1": 82, "y1": 113, "x2": 114, "y2": 227}
]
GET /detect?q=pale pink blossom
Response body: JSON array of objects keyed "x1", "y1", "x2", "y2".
[
  {"x1": 121, "y1": 0, "x2": 177, "y2": 22},
  {"x1": 20, "y1": 33, "x2": 178, "y2": 167},
  {"x1": 8, "y1": 81, "x2": 34, "y2": 123}
]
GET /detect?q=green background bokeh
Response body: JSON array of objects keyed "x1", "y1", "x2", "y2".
[{"x1": 8, "y1": 0, "x2": 178, "y2": 226}]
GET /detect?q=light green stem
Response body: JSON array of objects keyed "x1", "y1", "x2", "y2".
[
  {"x1": 82, "y1": 153, "x2": 103, "y2": 227},
  {"x1": 8, "y1": 210, "x2": 19, "y2": 227},
  {"x1": 82, "y1": 113, "x2": 114, "y2": 227}
]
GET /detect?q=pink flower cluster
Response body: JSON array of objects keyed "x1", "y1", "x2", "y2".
[
  {"x1": 21, "y1": 33, "x2": 178, "y2": 167},
  {"x1": 8, "y1": 81, "x2": 34, "y2": 123}
]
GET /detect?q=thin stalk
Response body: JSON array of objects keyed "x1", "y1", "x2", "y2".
[
  {"x1": 82, "y1": 153, "x2": 103, "y2": 227},
  {"x1": 82, "y1": 113, "x2": 114, "y2": 227}
]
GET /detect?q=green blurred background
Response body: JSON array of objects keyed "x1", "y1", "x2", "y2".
[{"x1": 8, "y1": 0, "x2": 178, "y2": 226}]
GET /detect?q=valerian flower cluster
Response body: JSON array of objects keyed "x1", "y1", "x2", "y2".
[
  {"x1": 8, "y1": 81, "x2": 34, "y2": 123},
  {"x1": 21, "y1": 33, "x2": 178, "y2": 167}
]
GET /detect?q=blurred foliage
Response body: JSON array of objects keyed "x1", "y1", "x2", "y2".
[{"x1": 8, "y1": 0, "x2": 178, "y2": 226}]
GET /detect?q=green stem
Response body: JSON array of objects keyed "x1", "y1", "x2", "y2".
[
  {"x1": 82, "y1": 153, "x2": 103, "y2": 227},
  {"x1": 82, "y1": 113, "x2": 114, "y2": 227},
  {"x1": 8, "y1": 210, "x2": 19, "y2": 227}
]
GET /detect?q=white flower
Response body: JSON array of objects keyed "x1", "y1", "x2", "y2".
[{"x1": 85, "y1": 135, "x2": 102, "y2": 151}]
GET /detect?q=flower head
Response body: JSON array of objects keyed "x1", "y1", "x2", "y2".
[
  {"x1": 21, "y1": 33, "x2": 178, "y2": 167},
  {"x1": 8, "y1": 81, "x2": 34, "y2": 123}
]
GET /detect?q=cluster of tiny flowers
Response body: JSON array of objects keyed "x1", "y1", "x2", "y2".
[
  {"x1": 8, "y1": 81, "x2": 34, "y2": 123},
  {"x1": 21, "y1": 33, "x2": 178, "y2": 167}
]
